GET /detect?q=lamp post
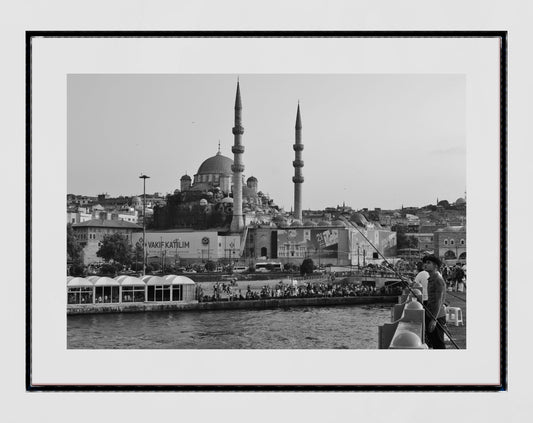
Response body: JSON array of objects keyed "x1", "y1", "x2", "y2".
[{"x1": 139, "y1": 174, "x2": 150, "y2": 276}]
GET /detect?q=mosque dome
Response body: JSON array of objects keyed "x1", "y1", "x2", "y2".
[
  {"x1": 290, "y1": 220, "x2": 303, "y2": 227},
  {"x1": 173, "y1": 189, "x2": 180, "y2": 195},
  {"x1": 303, "y1": 220, "x2": 317, "y2": 227},
  {"x1": 455, "y1": 197, "x2": 466, "y2": 205},
  {"x1": 197, "y1": 153, "x2": 233, "y2": 175},
  {"x1": 220, "y1": 197, "x2": 234, "y2": 204},
  {"x1": 180, "y1": 174, "x2": 191, "y2": 181}
]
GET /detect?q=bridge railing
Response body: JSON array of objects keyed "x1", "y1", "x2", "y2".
[{"x1": 378, "y1": 287, "x2": 427, "y2": 349}]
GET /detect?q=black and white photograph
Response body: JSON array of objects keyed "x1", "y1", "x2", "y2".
[
  {"x1": 65, "y1": 73, "x2": 467, "y2": 351},
  {"x1": 27, "y1": 32, "x2": 506, "y2": 390}
]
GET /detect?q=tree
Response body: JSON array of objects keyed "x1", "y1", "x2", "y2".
[
  {"x1": 99, "y1": 263, "x2": 118, "y2": 276},
  {"x1": 300, "y1": 258, "x2": 315, "y2": 276},
  {"x1": 437, "y1": 200, "x2": 450, "y2": 208},
  {"x1": 96, "y1": 232, "x2": 132, "y2": 265},
  {"x1": 205, "y1": 260, "x2": 217, "y2": 272},
  {"x1": 397, "y1": 232, "x2": 418, "y2": 249},
  {"x1": 67, "y1": 223, "x2": 83, "y2": 264}
]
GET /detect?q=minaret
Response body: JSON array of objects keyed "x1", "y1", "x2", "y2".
[
  {"x1": 292, "y1": 102, "x2": 304, "y2": 220},
  {"x1": 230, "y1": 81, "x2": 245, "y2": 232}
]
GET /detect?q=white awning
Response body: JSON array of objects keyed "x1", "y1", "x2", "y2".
[
  {"x1": 142, "y1": 275, "x2": 169, "y2": 286},
  {"x1": 115, "y1": 275, "x2": 146, "y2": 287},
  {"x1": 67, "y1": 277, "x2": 94, "y2": 287},
  {"x1": 92, "y1": 276, "x2": 120, "y2": 286},
  {"x1": 163, "y1": 275, "x2": 196, "y2": 285}
]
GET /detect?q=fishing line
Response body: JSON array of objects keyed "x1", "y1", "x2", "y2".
[{"x1": 339, "y1": 216, "x2": 460, "y2": 349}]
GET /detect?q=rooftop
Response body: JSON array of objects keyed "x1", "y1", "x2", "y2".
[{"x1": 72, "y1": 219, "x2": 142, "y2": 230}]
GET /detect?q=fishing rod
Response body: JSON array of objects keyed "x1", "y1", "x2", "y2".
[{"x1": 338, "y1": 216, "x2": 460, "y2": 349}]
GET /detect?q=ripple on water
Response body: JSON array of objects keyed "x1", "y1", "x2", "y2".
[{"x1": 68, "y1": 305, "x2": 392, "y2": 349}]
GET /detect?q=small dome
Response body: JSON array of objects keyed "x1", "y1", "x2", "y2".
[
  {"x1": 318, "y1": 220, "x2": 331, "y2": 226},
  {"x1": 197, "y1": 153, "x2": 233, "y2": 175},
  {"x1": 455, "y1": 197, "x2": 466, "y2": 204},
  {"x1": 247, "y1": 176, "x2": 258, "y2": 182},
  {"x1": 180, "y1": 174, "x2": 191, "y2": 181},
  {"x1": 199, "y1": 199, "x2": 208, "y2": 206},
  {"x1": 220, "y1": 197, "x2": 234, "y2": 204},
  {"x1": 332, "y1": 220, "x2": 345, "y2": 227},
  {"x1": 390, "y1": 331, "x2": 425, "y2": 349},
  {"x1": 407, "y1": 293, "x2": 423, "y2": 305},
  {"x1": 290, "y1": 220, "x2": 303, "y2": 227},
  {"x1": 303, "y1": 220, "x2": 317, "y2": 227},
  {"x1": 173, "y1": 189, "x2": 180, "y2": 195}
]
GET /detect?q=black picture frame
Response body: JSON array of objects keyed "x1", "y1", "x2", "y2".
[{"x1": 26, "y1": 30, "x2": 507, "y2": 392}]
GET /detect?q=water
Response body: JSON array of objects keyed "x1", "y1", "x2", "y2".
[{"x1": 67, "y1": 305, "x2": 392, "y2": 349}]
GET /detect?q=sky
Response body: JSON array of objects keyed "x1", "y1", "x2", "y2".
[{"x1": 67, "y1": 74, "x2": 465, "y2": 210}]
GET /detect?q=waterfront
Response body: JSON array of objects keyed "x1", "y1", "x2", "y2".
[{"x1": 67, "y1": 304, "x2": 392, "y2": 349}]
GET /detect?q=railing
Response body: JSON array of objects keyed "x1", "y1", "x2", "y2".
[{"x1": 378, "y1": 287, "x2": 427, "y2": 349}]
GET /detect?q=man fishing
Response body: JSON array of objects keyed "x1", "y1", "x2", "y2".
[{"x1": 422, "y1": 255, "x2": 447, "y2": 349}]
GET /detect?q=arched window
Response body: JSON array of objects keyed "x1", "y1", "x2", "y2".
[
  {"x1": 444, "y1": 250, "x2": 456, "y2": 259},
  {"x1": 459, "y1": 252, "x2": 466, "y2": 260},
  {"x1": 450, "y1": 239, "x2": 455, "y2": 245},
  {"x1": 460, "y1": 239, "x2": 465, "y2": 245},
  {"x1": 444, "y1": 239, "x2": 448, "y2": 245}
]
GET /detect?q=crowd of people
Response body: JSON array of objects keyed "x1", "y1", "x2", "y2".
[
  {"x1": 197, "y1": 279, "x2": 403, "y2": 303},
  {"x1": 442, "y1": 263, "x2": 467, "y2": 292}
]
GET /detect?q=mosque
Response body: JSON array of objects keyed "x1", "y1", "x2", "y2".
[{"x1": 134, "y1": 82, "x2": 396, "y2": 266}]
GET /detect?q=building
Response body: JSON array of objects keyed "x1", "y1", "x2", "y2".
[
  {"x1": 71, "y1": 219, "x2": 142, "y2": 265},
  {"x1": 244, "y1": 220, "x2": 396, "y2": 267},
  {"x1": 69, "y1": 81, "x2": 399, "y2": 267},
  {"x1": 131, "y1": 230, "x2": 243, "y2": 266},
  {"x1": 433, "y1": 225, "x2": 466, "y2": 262},
  {"x1": 67, "y1": 208, "x2": 92, "y2": 224},
  {"x1": 411, "y1": 232, "x2": 434, "y2": 253}
]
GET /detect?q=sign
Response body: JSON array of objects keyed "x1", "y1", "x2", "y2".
[
  {"x1": 132, "y1": 231, "x2": 241, "y2": 260},
  {"x1": 277, "y1": 228, "x2": 339, "y2": 258}
]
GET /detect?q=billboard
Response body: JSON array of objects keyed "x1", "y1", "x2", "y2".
[
  {"x1": 131, "y1": 231, "x2": 241, "y2": 261},
  {"x1": 277, "y1": 228, "x2": 339, "y2": 259}
]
